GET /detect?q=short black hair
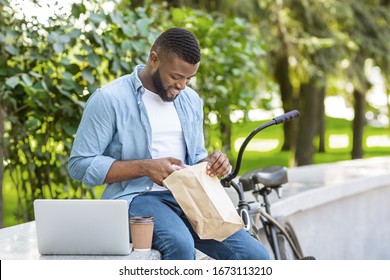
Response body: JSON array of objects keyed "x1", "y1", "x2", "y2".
[{"x1": 151, "y1": 27, "x2": 201, "y2": 64}]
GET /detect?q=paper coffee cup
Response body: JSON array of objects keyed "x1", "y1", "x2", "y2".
[{"x1": 130, "y1": 216, "x2": 154, "y2": 251}]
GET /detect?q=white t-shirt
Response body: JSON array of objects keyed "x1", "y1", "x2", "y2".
[{"x1": 143, "y1": 88, "x2": 186, "y2": 191}]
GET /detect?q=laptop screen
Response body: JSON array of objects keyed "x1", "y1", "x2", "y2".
[{"x1": 34, "y1": 199, "x2": 131, "y2": 255}]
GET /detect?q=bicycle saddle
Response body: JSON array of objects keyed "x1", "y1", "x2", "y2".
[{"x1": 239, "y1": 166, "x2": 288, "y2": 191}]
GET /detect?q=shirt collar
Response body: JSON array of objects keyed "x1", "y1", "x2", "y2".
[{"x1": 132, "y1": 64, "x2": 145, "y2": 93}]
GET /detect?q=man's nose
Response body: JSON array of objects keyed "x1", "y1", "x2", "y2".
[{"x1": 176, "y1": 78, "x2": 187, "y2": 90}]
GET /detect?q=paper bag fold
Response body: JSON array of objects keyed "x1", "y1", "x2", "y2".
[{"x1": 163, "y1": 162, "x2": 243, "y2": 241}]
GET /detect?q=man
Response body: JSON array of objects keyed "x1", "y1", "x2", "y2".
[{"x1": 69, "y1": 27, "x2": 269, "y2": 260}]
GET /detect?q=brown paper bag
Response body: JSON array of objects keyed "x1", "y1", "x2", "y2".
[{"x1": 162, "y1": 162, "x2": 244, "y2": 241}]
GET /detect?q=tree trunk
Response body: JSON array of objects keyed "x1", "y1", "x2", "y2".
[
  {"x1": 273, "y1": 51, "x2": 298, "y2": 151},
  {"x1": 386, "y1": 77, "x2": 390, "y2": 136},
  {"x1": 221, "y1": 121, "x2": 232, "y2": 154},
  {"x1": 351, "y1": 89, "x2": 366, "y2": 159},
  {"x1": 318, "y1": 88, "x2": 326, "y2": 152},
  {"x1": 295, "y1": 77, "x2": 325, "y2": 166}
]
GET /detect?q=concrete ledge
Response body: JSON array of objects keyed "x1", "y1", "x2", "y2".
[
  {"x1": 227, "y1": 156, "x2": 390, "y2": 260},
  {"x1": 0, "y1": 221, "x2": 161, "y2": 260},
  {"x1": 2, "y1": 156, "x2": 390, "y2": 260},
  {"x1": 226, "y1": 156, "x2": 390, "y2": 215},
  {"x1": 272, "y1": 157, "x2": 390, "y2": 216},
  {"x1": 0, "y1": 220, "x2": 211, "y2": 260}
]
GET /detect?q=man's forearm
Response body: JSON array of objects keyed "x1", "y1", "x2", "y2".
[{"x1": 104, "y1": 159, "x2": 152, "y2": 184}]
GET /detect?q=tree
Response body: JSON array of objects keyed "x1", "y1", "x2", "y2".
[
  {"x1": 167, "y1": 8, "x2": 267, "y2": 155},
  {"x1": 0, "y1": 0, "x2": 267, "y2": 225},
  {"x1": 345, "y1": 1, "x2": 390, "y2": 159},
  {"x1": 0, "y1": 0, "x2": 167, "y2": 224},
  {"x1": 233, "y1": 0, "x2": 346, "y2": 165},
  {"x1": 164, "y1": 0, "x2": 344, "y2": 165},
  {"x1": 134, "y1": 0, "x2": 390, "y2": 165}
]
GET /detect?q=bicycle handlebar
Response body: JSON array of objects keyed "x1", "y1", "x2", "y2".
[
  {"x1": 272, "y1": 110, "x2": 301, "y2": 124},
  {"x1": 220, "y1": 110, "x2": 300, "y2": 187}
]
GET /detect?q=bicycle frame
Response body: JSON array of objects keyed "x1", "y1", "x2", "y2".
[
  {"x1": 220, "y1": 110, "x2": 302, "y2": 260},
  {"x1": 228, "y1": 173, "x2": 304, "y2": 260}
]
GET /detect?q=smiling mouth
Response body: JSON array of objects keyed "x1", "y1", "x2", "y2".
[{"x1": 169, "y1": 88, "x2": 180, "y2": 95}]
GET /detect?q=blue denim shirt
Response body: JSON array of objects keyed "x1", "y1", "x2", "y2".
[{"x1": 68, "y1": 65, "x2": 208, "y2": 203}]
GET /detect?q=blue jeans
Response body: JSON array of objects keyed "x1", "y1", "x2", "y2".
[{"x1": 128, "y1": 191, "x2": 270, "y2": 260}]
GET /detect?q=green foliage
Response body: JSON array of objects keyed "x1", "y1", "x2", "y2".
[
  {"x1": 0, "y1": 0, "x2": 266, "y2": 223},
  {"x1": 0, "y1": 0, "x2": 168, "y2": 222},
  {"x1": 3, "y1": 0, "x2": 388, "y2": 226},
  {"x1": 166, "y1": 7, "x2": 269, "y2": 154}
]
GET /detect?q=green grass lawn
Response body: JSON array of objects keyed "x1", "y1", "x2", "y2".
[{"x1": 3, "y1": 116, "x2": 390, "y2": 227}]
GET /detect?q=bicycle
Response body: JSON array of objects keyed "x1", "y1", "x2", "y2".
[{"x1": 221, "y1": 110, "x2": 315, "y2": 260}]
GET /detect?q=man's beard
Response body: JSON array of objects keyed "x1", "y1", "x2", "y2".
[{"x1": 151, "y1": 68, "x2": 177, "y2": 102}]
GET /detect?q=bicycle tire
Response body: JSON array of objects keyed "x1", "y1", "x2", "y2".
[
  {"x1": 277, "y1": 222, "x2": 303, "y2": 260},
  {"x1": 259, "y1": 211, "x2": 303, "y2": 259},
  {"x1": 248, "y1": 205, "x2": 315, "y2": 260}
]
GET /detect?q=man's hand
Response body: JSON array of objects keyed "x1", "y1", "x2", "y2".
[
  {"x1": 201, "y1": 151, "x2": 231, "y2": 177},
  {"x1": 104, "y1": 157, "x2": 185, "y2": 186},
  {"x1": 144, "y1": 157, "x2": 186, "y2": 186}
]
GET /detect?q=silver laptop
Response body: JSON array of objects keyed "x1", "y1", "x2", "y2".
[{"x1": 34, "y1": 199, "x2": 131, "y2": 255}]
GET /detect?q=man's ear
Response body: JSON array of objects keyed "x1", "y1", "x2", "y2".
[{"x1": 150, "y1": 51, "x2": 159, "y2": 65}]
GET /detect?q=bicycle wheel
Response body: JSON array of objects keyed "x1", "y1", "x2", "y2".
[
  {"x1": 260, "y1": 211, "x2": 314, "y2": 260},
  {"x1": 277, "y1": 222, "x2": 303, "y2": 260}
]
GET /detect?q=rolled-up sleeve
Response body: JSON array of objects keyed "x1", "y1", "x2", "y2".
[{"x1": 68, "y1": 90, "x2": 117, "y2": 187}]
